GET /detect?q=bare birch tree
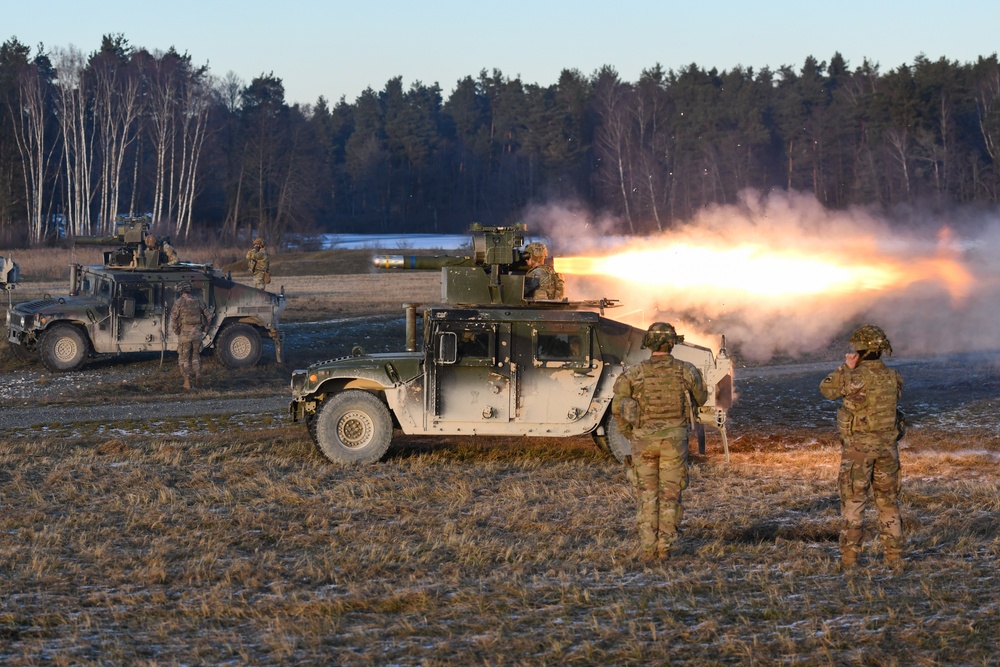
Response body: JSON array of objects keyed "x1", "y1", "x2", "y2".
[
  {"x1": 52, "y1": 46, "x2": 94, "y2": 236},
  {"x1": 592, "y1": 67, "x2": 635, "y2": 233},
  {"x1": 10, "y1": 60, "x2": 53, "y2": 242},
  {"x1": 90, "y1": 44, "x2": 141, "y2": 233}
]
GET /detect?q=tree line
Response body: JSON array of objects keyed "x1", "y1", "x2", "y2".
[{"x1": 2, "y1": 33, "x2": 1000, "y2": 246}]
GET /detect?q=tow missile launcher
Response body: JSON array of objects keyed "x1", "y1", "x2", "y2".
[
  {"x1": 291, "y1": 223, "x2": 734, "y2": 465},
  {"x1": 373, "y1": 223, "x2": 543, "y2": 306},
  {"x1": 5, "y1": 215, "x2": 285, "y2": 372}
]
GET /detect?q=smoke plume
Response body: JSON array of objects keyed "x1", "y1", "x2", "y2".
[{"x1": 523, "y1": 190, "x2": 1000, "y2": 362}]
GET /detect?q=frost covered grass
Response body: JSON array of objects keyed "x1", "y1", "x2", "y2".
[{"x1": 0, "y1": 424, "x2": 997, "y2": 665}]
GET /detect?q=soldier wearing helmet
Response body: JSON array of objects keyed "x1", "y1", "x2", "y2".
[
  {"x1": 144, "y1": 233, "x2": 179, "y2": 265},
  {"x1": 523, "y1": 241, "x2": 565, "y2": 301},
  {"x1": 820, "y1": 324, "x2": 905, "y2": 571},
  {"x1": 246, "y1": 237, "x2": 271, "y2": 289},
  {"x1": 611, "y1": 322, "x2": 708, "y2": 561},
  {"x1": 168, "y1": 281, "x2": 211, "y2": 390}
]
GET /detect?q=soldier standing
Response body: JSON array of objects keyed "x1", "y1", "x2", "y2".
[
  {"x1": 523, "y1": 242, "x2": 565, "y2": 300},
  {"x1": 246, "y1": 237, "x2": 270, "y2": 289},
  {"x1": 612, "y1": 322, "x2": 707, "y2": 561},
  {"x1": 145, "y1": 234, "x2": 179, "y2": 264},
  {"x1": 820, "y1": 324, "x2": 905, "y2": 570},
  {"x1": 169, "y1": 281, "x2": 210, "y2": 391}
]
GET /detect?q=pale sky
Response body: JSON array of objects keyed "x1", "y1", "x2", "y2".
[{"x1": 5, "y1": 0, "x2": 1000, "y2": 107}]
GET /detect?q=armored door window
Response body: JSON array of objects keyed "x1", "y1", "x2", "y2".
[
  {"x1": 533, "y1": 326, "x2": 592, "y2": 369},
  {"x1": 98, "y1": 279, "x2": 112, "y2": 298},
  {"x1": 458, "y1": 330, "x2": 493, "y2": 359},
  {"x1": 119, "y1": 284, "x2": 154, "y2": 316},
  {"x1": 436, "y1": 324, "x2": 495, "y2": 367}
]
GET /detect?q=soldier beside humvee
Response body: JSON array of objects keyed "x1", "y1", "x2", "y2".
[{"x1": 4, "y1": 217, "x2": 285, "y2": 373}]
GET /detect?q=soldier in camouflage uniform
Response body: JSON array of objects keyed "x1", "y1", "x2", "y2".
[
  {"x1": 820, "y1": 324, "x2": 905, "y2": 570},
  {"x1": 612, "y1": 322, "x2": 708, "y2": 561},
  {"x1": 523, "y1": 242, "x2": 565, "y2": 300},
  {"x1": 145, "y1": 233, "x2": 179, "y2": 265},
  {"x1": 168, "y1": 281, "x2": 211, "y2": 391},
  {"x1": 246, "y1": 237, "x2": 270, "y2": 289}
]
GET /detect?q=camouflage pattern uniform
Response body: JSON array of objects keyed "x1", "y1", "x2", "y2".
[
  {"x1": 612, "y1": 323, "x2": 707, "y2": 560},
  {"x1": 168, "y1": 283, "x2": 210, "y2": 390},
  {"x1": 145, "y1": 235, "x2": 179, "y2": 265},
  {"x1": 246, "y1": 238, "x2": 270, "y2": 289},
  {"x1": 523, "y1": 242, "x2": 565, "y2": 300},
  {"x1": 161, "y1": 240, "x2": 179, "y2": 265},
  {"x1": 820, "y1": 324, "x2": 904, "y2": 569}
]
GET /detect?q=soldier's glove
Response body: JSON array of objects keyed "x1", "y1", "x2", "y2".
[{"x1": 619, "y1": 397, "x2": 639, "y2": 427}]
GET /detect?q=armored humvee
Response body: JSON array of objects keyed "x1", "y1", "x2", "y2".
[
  {"x1": 290, "y1": 224, "x2": 733, "y2": 464},
  {"x1": 4, "y1": 217, "x2": 285, "y2": 372}
]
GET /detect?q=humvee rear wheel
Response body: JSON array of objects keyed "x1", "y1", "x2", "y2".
[
  {"x1": 216, "y1": 323, "x2": 262, "y2": 368},
  {"x1": 594, "y1": 412, "x2": 631, "y2": 463},
  {"x1": 39, "y1": 324, "x2": 88, "y2": 372},
  {"x1": 314, "y1": 390, "x2": 392, "y2": 465}
]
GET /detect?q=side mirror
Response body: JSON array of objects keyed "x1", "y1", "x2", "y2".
[{"x1": 121, "y1": 298, "x2": 136, "y2": 318}]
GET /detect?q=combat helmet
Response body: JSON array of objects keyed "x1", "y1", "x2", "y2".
[
  {"x1": 643, "y1": 322, "x2": 684, "y2": 352},
  {"x1": 524, "y1": 241, "x2": 548, "y2": 259},
  {"x1": 176, "y1": 281, "x2": 193, "y2": 295},
  {"x1": 849, "y1": 324, "x2": 892, "y2": 356},
  {"x1": 253, "y1": 237, "x2": 265, "y2": 248}
]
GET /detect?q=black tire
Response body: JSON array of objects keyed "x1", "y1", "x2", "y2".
[
  {"x1": 314, "y1": 390, "x2": 392, "y2": 465},
  {"x1": 39, "y1": 324, "x2": 89, "y2": 372},
  {"x1": 594, "y1": 411, "x2": 631, "y2": 463},
  {"x1": 305, "y1": 411, "x2": 318, "y2": 444},
  {"x1": 215, "y1": 323, "x2": 262, "y2": 369},
  {"x1": 8, "y1": 340, "x2": 38, "y2": 362},
  {"x1": 694, "y1": 422, "x2": 707, "y2": 455}
]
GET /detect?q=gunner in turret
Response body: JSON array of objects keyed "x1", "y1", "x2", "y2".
[
  {"x1": 523, "y1": 242, "x2": 565, "y2": 300},
  {"x1": 145, "y1": 233, "x2": 179, "y2": 265}
]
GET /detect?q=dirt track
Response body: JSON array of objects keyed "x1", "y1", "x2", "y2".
[{"x1": 4, "y1": 272, "x2": 1000, "y2": 439}]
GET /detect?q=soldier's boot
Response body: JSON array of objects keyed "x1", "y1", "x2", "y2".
[
  {"x1": 183, "y1": 376, "x2": 191, "y2": 391},
  {"x1": 638, "y1": 549, "x2": 657, "y2": 564},
  {"x1": 884, "y1": 550, "x2": 904, "y2": 569},
  {"x1": 840, "y1": 548, "x2": 859, "y2": 571}
]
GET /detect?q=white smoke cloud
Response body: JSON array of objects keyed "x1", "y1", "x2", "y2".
[{"x1": 523, "y1": 190, "x2": 1000, "y2": 362}]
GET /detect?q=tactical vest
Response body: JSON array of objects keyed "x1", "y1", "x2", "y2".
[
  {"x1": 843, "y1": 362, "x2": 899, "y2": 434},
  {"x1": 175, "y1": 297, "x2": 205, "y2": 327},
  {"x1": 632, "y1": 356, "x2": 688, "y2": 428}
]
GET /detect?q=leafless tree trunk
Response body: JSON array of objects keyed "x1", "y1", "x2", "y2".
[
  {"x1": 175, "y1": 77, "x2": 212, "y2": 238},
  {"x1": 885, "y1": 127, "x2": 912, "y2": 198},
  {"x1": 10, "y1": 64, "x2": 51, "y2": 243},
  {"x1": 53, "y1": 47, "x2": 95, "y2": 236},
  {"x1": 593, "y1": 71, "x2": 634, "y2": 233},
  {"x1": 91, "y1": 56, "x2": 141, "y2": 233}
]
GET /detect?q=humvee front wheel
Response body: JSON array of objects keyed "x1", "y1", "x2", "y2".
[
  {"x1": 216, "y1": 323, "x2": 262, "y2": 368},
  {"x1": 39, "y1": 324, "x2": 89, "y2": 372},
  {"x1": 594, "y1": 412, "x2": 632, "y2": 463},
  {"x1": 314, "y1": 390, "x2": 392, "y2": 464}
]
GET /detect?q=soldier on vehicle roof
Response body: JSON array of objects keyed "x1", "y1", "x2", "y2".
[
  {"x1": 820, "y1": 324, "x2": 905, "y2": 571},
  {"x1": 523, "y1": 241, "x2": 565, "y2": 301},
  {"x1": 145, "y1": 233, "x2": 179, "y2": 265}
]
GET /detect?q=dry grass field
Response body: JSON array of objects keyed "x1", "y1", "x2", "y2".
[
  {"x1": 1, "y1": 245, "x2": 999, "y2": 664},
  {"x1": 1, "y1": 426, "x2": 997, "y2": 665}
]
